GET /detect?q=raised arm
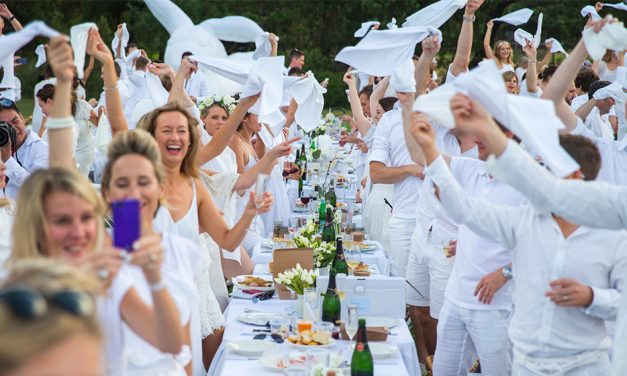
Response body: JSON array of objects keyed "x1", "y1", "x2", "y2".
[
  {"x1": 483, "y1": 20, "x2": 496, "y2": 61},
  {"x1": 46, "y1": 36, "x2": 77, "y2": 170},
  {"x1": 269, "y1": 33, "x2": 278, "y2": 57},
  {"x1": 450, "y1": 0, "x2": 483, "y2": 77},
  {"x1": 168, "y1": 58, "x2": 195, "y2": 109},
  {"x1": 399, "y1": 92, "x2": 426, "y2": 166},
  {"x1": 538, "y1": 40, "x2": 553, "y2": 71},
  {"x1": 343, "y1": 72, "x2": 371, "y2": 135},
  {"x1": 82, "y1": 56, "x2": 95, "y2": 86},
  {"x1": 414, "y1": 35, "x2": 441, "y2": 95},
  {"x1": 86, "y1": 28, "x2": 128, "y2": 136},
  {"x1": 232, "y1": 137, "x2": 299, "y2": 191},
  {"x1": 369, "y1": 76, "x2": 389, "y2": 119},
  {"x1": 523, "y1": 42, "x2": 539, "y2": 94},
  {"x1": 0, "y1": 3, "x2": 22, "y2": 31},
  {"x1": 197, "y1": 94, "x2": 260, "y2": 165}
]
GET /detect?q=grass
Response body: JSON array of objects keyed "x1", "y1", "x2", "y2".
[{"x1": 16, "y1": 97, "x2": 35, "y2": 121}]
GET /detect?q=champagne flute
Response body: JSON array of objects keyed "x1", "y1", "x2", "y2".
[
  {"x1": 346, "y1": 304, "x2": 359, "y2": 344},
  {"x1": 254, "y1": 174, "x2": 268, "y2": 209},
  {"x1": 346, "y1": 248, "x2": 362, "y2": 276}
]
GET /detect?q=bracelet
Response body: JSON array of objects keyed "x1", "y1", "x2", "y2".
[
  {"x1": 46, "y1": 117, "x2": 76, "y2": 130},
  {"x1": 8, "y1": 15, "x2": 15, "y2": 21},
  {"x1": 149, "y1": 281, "x2": 166, "y2": 292},
  {"x1": 502, "y1": 266, "x2": 513, "y2": 280},
  {"x1": 528, "y1": 59, "x2": 538, "y2": 63},
  {"x1": 463, "y1": 15, "x2": 475, "y2": 23},
  {"x1": 103, "y1": 84, "x2": 118, "y2": 92}
]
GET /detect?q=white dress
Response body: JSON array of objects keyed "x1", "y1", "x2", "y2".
[
  {"x1": 74, "y1": 99, "x2": 96, "y2": 176},
  {"x1": 234, "y1": 146, "x2": 265, "y2": 254},
  {"x1": 259, "y1": 130, "x2": 291, "y2": 234}
]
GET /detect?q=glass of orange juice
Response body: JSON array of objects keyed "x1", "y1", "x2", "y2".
[{"x1": 297, "y1": 320, "x2": 313, "y2": 333}]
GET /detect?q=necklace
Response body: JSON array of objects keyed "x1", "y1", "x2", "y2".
[{"x1": 236, "y1": 132, "x2": 259, "y2": 161}]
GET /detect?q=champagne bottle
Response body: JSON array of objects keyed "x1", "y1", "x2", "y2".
[
  {"x1": 298, "y1": 175, "x2": 303, "y2": 198},
  {"x1": 322, "y1": 270, "x2": 341, "y2": 325},
  {"x1": 331, "y1": 237, "x2": 349, "y2": 275},
  {"x1": 351, "y1": 319, "x2": 373, "y2": 376},
  {"x1": 321, "y1": 208, "x2": 336, "y2": 243},
  {"x1": 325, "y1": 180, "x2": 337, "y2": 207},
  {"x1": 299, "y1": 143, "x2": 307, "y2": 181},
  {"x1": 318, "y1": 198, "x2": 327, "y2": 227}
]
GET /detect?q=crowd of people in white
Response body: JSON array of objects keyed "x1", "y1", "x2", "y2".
[{"x1": 1, "y1": 0, "x2": 627, "y2": 375}]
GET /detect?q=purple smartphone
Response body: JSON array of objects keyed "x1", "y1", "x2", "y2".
[{"x1": 111, "y1": 199, "x2": 140, "y2": 252}]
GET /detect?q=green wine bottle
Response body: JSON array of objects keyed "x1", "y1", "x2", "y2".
[
  {"x1": 325, "y1": 180, "x2": 337, "y2": 207},
  {"x1": 321, "y1": 208, "x2": 336, "y2": 243},
  {"x1": 318, "y1": 198, "x2": 327, "y2": 228},
  {"x1": 351, "y1": 319, "x2": 373, "y2": 376},
  {"x1": 299, "y1": 143, "x2": 307, "y2": 181},
  {"x1": 321, "y1": 270, "x2": 341, "y2": 325},
  {"x1": 331, "y1": 237, "x2": 349, "y2": 275}
]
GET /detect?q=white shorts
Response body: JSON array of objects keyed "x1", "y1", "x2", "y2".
[{"x1": 387, "y1": 216, "x2": 416, "y2": 278}]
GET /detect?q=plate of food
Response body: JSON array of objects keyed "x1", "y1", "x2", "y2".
[
  {"x1": 237, "y1": 312, "x2": 293, "y2": 326},
  {"x1": 259, "y1": 351, "x2": 308, "y2": 371},
  {"x1": 345, "y1": 240, "x2": 376, "y2": 252},
  {"x1": 286, "y1": 330, "x2": 336, "y2": 348},
  {"x1": 232, "y1": 275, "x2": 274, "y2": 292},
  {"x1": 227, "y1": 339, "x2": 277, "y2": 356}
]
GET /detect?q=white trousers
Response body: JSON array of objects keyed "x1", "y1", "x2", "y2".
[
  {"x1": 512, "y1": 348, "x2": 610, "y2": 376},
  {"x1": 433, "y1": 299, "x2": 511, "y2": 376},
  {"x1": 387, "y1": 216, "x2": 416, "y2": 278}
]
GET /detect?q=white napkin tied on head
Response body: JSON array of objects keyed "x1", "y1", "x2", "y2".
[
  {"x1": 0, "y1": 21, "x2": 59, "y2": 63},
  {"x1": 387, "y1": 18, "x2": 398, "y2": 29},
  {"x1": 35, "y1": 44, "x2": 47, "y2": 68},
  {"x1": 582, "y1": 21, "x2": 627, "y2": 60},
  {"x1": 390, "y1": 59, "x2": 416, "y2": 93},
  {"x1": 111, "y1": 23, "x2": 130, "y2": 60},
  {"x1": 286, "y1": 73, "x2": 326, "y2": 132},
  {"x1": 190, "y1": 55, "x2": 254, "y2": 84},
  {"x1": 403, "y1": 0, "x2": 467, "y2": 28},
  {"x1": 336, "y1": 26, "x2": 441, "y2": 77},
  {"x1": 603, "y1": 2, "x2": 627, "y2": 11},
  {"x1": 354, "y1": 21, "x2": 380, "y2": 38},
  {"x1": 545, "y1": 38, "x2": 568, "y2": 56},
  {"x1": 413, "y1": 83, "x2": 456, "y2": 128},
  {"x1": 70, "y1": 22, "x2": 98, "y2": 80},
  {"x1": 453, "y1": 60, "x2": 579, "y2": 177},
  {"x1": 492, "y1": 8, "x2": 533, "y2": 26},
  {"x1": 593, "y1": 82, "x2": 626, "y2": 101},
  {"x1": 241, "y1": 56, "x2": 285, "y2": 127},
  {"x1": 253, "y1": 32, "x2": 279, "y2": 60},
  {"x1": 581, "y1": 5, "x2": 602, "y2": 21}
]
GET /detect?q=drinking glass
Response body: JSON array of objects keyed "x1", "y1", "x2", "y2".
[
  {"x1": 303, "y1": 287, "x2": 320, "y2": 321},
  {"x1": 306, "y1": 348, "x2": 330, "y2": 368},
  {"x1": 346, "y1": 304, "x2": 359, "y2": 343},
  {"x1": 254, "y1": 174, "x2": 268, "y2": 208},
  {"x1": 313, "y1": 321, "x2": 334, "y2": 339},
  {"x1": 346, "y1": 249, "x2": 362, "y2": 276}
]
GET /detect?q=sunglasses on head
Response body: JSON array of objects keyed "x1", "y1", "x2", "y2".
[
  {"x1": 0, "y1": 98, "x2": 17, "y2": 109},
  {"x1": 0, "y1": 285, "x2": 96, "y2": 319}
]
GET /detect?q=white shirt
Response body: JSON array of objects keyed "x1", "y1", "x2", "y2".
[
  {"x1": 570, "y1": 93, "x2": 589, "y2": 112},
  {"x1": 429, "y1": 155, "x2": 626, "y2": 357},
  {"x1": 184, "y1": 71, "x2": 211, "y2": 99},
  {"x1": 430, "y1": 156, "x2": 526, "y2": 311},
  {"x1": 5, "y1": 131, "x2": 49, "y2": 199},
  {"x1": 369, "y1": 109, "x2": 421, "y2": 219},
  {"x1": 585, "y1": 107, "x2": 615, "y2": 140},
  {"x1": 572, "y1": 118, "x2": 627, "y2": 185}
]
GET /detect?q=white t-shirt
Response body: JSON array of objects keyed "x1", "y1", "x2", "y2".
[
  {"x1": 585, "y1": 107, "x2": 615, "y2": 140},
  {"x1": 369, "y1": 109, "x2": 422, "y2": 219}
]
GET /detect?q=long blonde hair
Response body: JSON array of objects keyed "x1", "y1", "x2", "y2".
[
  {"x1": 0, "y1": 259, "x2": 102, "y2": 375},
  {"x1": 9, "y1": 168, "x2": 105, "y2": 263},
  {"x1": 494, "y1": 40, "x2": 515, "y2": 67},
  {"x1": 137, "y1": 102, "x2": 200, "y2": 178}
]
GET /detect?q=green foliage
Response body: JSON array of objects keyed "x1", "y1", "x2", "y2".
[{"x1": 3, "y1": 0, "x2": 600, "y2": 111}]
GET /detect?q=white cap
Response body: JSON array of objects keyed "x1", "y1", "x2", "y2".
[
  {"x1": 70, "y1": 22, "x2": 98, "y2": 80},
  {"x1": 492, "y1": 8, "x2": 533, "y2": 26}
]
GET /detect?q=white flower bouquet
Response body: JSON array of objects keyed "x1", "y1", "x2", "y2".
[
  {"x1": 274, "y1": 263, "x2": 319, "y2": 295},
  {"x1": 293, "y1": 218, "x2": 336, "y2": 268}
]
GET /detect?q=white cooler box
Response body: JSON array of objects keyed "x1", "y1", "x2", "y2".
[{"x1": 316, "y1": 275, "x2": 406, "y2": 320}]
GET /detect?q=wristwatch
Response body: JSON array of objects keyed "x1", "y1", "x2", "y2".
[
  {"x1": 502, "y1": 266, "x2": 513, "y2": 280},
  {"x1": 463, "y1": 15, "x2": 476, "y2": 23}
]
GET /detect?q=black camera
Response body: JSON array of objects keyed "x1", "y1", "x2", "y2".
[{"x1": 0, "y1": 121, "x2": 17, "y2": 148}]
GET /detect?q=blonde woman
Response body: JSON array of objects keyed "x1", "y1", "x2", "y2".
[
  {"x1": 0, "y1": 259, "x2": 102, "y2": 376},
  {"x1": 484, "y1": 21, "x2": 515, "y2": 73},
  {"x1": 502, "y1": 71, "x2": 519, "y2": 95}
]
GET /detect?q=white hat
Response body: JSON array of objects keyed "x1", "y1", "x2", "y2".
[
  {"x1": 70, "y1": 22, "x2": 97, "y2": 80},
  {"x1": 492, "y1": 8, "x2": 533, "y2": 26},
  {"x1": 403, "y1": 0, "x2": 466, "y2": 28}
]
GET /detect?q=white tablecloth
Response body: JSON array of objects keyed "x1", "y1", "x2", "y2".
[{"x1": 208, "y1": 299, "x2": 419, "y2": 376}]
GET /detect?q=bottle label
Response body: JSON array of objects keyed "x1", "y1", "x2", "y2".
[{"x1": 356, "y1": 342, "x2": 364, "y2": 352}]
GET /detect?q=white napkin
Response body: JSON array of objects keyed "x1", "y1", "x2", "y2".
[
  {"x1": 111, "y1": 23, "x2": 129, "y2": 60},
  {"x1": 403, "y1": 0, "x2": 467, "y2": 28},
  {"x1": 603, "y1": 2, "x2": 627, "y2": 11},
  {"x1": 35, "y1": 44, "x2": 47, "y2": 68},
  {"x1": 413, "y1": 83, "x2": 456, "y2": 128},
  {"x1": 252, "y1": 32, "x2": 279, "y2": 60},
  {"x1": 0, "y1": 21, "x2": 59, "y2": 62},
  {"x1": 545, "y1": 38, "x2": 568, "y2": 55},
  {"x1": 454, "y1": 60, "x2": 579, "y2": 177},
  {"x1": 387, "y1": 17, "x2": 398, "y2": 29},
  {"x1": 390, "y1": 59, "x2": 416, "y2": 93},
  {"x1": 145, "y1": 73, "x2": 169, "y2": 107},
  {"x1": 582, "y1": 21, "x2": 627, "y2": 60},
  {"x1": 70, "y1": 22, "x2": 97, "y2": 80},
  {"x1": 241, "y1": 56, "x2": 285, "y2": 127},
  {"x1": 593, "y1": 82, "x2": 626, "y2": 101},
  {"x1": 492, "y1": 8, "x2": 533, "y2": 26},
  {"x1": 581, "y1": 5, "x2": 602, "y2": 21},
  {"x1": 286, "y1": 72, "x2": 326, "y2": 132},
  {"x1": 513, "y1": 13, "x2": 542, "y2": 48},
  {"x1": 190, "y1": 55, "x2": 254, "y2": 84},
  {"x1": 354, "y1": 21, "x2": 380, "y2": 38},
  {"x1": 335, "y1": 26, "x2": 441, "y2": 77},
  {"x1": 0, "y1": 53, "x2": 15, "y2": 89}
]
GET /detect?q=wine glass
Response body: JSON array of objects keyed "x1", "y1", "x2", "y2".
[
  {"x1": 346, "y1": 304, "x2": 359, "y2": 344},
  {"x1": 346, "y1": 248, "x2": 362, "y2": 276},
  {"x1": 254, "y1": 174, "x2": 268, "y2": 208}
]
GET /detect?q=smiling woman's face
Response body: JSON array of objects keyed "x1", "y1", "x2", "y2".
[{"x1": 154, "y1": 111, "x2": 190, "y2": 169}]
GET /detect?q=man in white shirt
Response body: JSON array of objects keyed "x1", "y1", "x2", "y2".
[
  {"x1": 571, "y1": 67, "x2": 599, "y2": 111},
  {"x1": 575, "y1": 80, "x2": 616, "y2": 140},
  {"x1": 413, "y1": 117, "x2": 626, "y2": 374},
  {"x1": 180, "y1": 51, "x2": 210, "y2": 103},
  {"x1": 0, "y1": 99, "x2": 48, "y2": 199}
]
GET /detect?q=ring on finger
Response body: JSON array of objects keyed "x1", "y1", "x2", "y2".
[{"x1": 97, "y1": 268, "x2": 110, "y2": 281}]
